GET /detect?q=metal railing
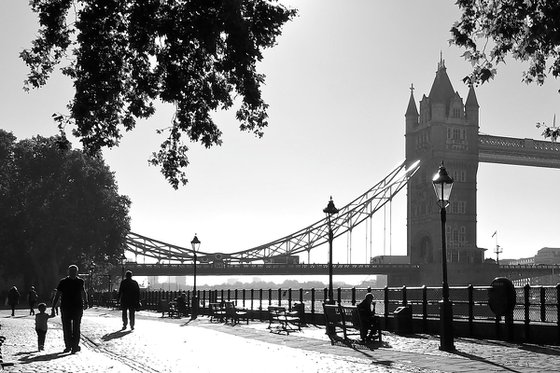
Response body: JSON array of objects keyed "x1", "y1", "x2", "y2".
[{"x1": 91, "y1": 283, "x2": 559, "y2": 325}]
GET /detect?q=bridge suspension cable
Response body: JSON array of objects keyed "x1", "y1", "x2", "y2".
[{"x1": 125, "y1": 160, "x2": 420, "y2": 264}]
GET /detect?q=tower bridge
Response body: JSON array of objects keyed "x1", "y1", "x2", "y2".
[{"x1": 122, "y1": 58, "x2": 560, "y2": 286}]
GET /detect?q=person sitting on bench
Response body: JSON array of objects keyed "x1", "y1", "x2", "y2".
[{"x1": 356, "y1": 293, "x2": 377, "y2": 342}]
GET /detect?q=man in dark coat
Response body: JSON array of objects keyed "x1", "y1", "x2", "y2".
[
  {"x1": 28, "y1": 286, "x2": 38, "y2": 315},
  {"x1": 8, "y1": 285, "x2": 20, "y2": 316},
  {"x1": 52, "y1": 264, "x2": 88, "y2": 354},
  {"x1": 356, "y1": 292, "x2": 377, "y2": 342},
  {"x1": 118, "y1": 270, "x2": 140, "y2": 330}
]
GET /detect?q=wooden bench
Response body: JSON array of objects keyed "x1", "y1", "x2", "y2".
[
  {"x1": 224, "y1": 301, "x2": 249, "y2": 325},
  {"x1": 323, "y1": 304, "x2": 382, "y2": 344},
  {"x1": 158, "y1": 300, "x2": 180, "y2": 318},
  {"x1": 209, "y1": 302, "x2": 226, "y2": 323},
  {"x1": 267, "y1": 306, "x2": 301, "y2": 334}
]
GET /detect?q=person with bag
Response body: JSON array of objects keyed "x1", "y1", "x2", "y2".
[{"x1": 118, "y1": 270, "x2": 140, "y2": 330}]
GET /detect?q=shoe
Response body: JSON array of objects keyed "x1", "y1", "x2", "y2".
[
  {"x1": 63, "y1": 347, "x2": 71, "y2": 353},
  {"x1": 131, "y1": 325, "x2": 134, "y2": 330},
  {"x1": 71, "y1": 346, "x2": 81, "y2": 354},
  {"x1": 122, "y1": 325, "x2": 127, "y2": 330}
]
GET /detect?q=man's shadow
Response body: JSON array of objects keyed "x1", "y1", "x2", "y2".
[
  {"x1": 14, "y1": 350, "x2": 68, "y2": 364},
  {"x1": 101, "y1": 329, "x2": 132, "y2": 341}
]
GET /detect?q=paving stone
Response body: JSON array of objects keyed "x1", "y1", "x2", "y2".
[{"x1": 1, "y1": 308, "x2": 559, "y2": 372}]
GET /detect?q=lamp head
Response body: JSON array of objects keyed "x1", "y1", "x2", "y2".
[
  {"x1": 191, "y1": 234, "x2": 201, "y2": 252},
  {"x1": 432, "y1": 162, "x2": 454, "y2": 208},
  {"x1": 323, "y1": 196, "x2": 339, "y2": 216}
]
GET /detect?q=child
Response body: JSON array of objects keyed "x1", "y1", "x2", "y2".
[{"x1": 35, "y1": 303, "x2": 55, "y2": 351}]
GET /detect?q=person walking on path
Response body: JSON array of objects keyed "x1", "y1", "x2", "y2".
[
  {"x1": 52, "y1": 264, "x2": 88, "y2": 354},
  {"x1": 28, "y1": 286, "x2": 38, "y2": 315},
  {"x1": 118, "y1": 270, "x2": 140, "y2": 330},
  {"x1": 35, "y1": 302, "x2": 55, "y2": 351},
  {"x1": 8, "y1": 285, "x2": 20, "y2": 316}
]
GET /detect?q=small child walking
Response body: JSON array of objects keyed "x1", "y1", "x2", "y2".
[{"x1": 35, "y1": 303, "x2": 55, "y2": 351}]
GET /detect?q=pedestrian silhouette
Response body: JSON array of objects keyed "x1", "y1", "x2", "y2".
[
  {"x1": 8, "y1": 285, "x2": 20, "y2": 317},
  {"x1": 52, "y1": 264, "x2": 88, "y2": 354},
  {"x1": 28, "y1": 286, "x2": 38, "y2": 315},
  {"x1": 35, "y1": 303, "x2": 55, "y2": 351},
  {"x1": 118, "y1": 270, "x2": 140, "y2": 330}
]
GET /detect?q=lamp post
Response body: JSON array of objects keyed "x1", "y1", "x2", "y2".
[
  {"x1": 190, "y1": 234, "x2": 201, "y2": 319},
  {"x1": 432, "y1": 162, "x2": 455, "y2": 351},
  {"x1": 323, "y1": 196, "x2": 339, "y2": 305},
  {"x1": 119, "y1": 253, "x2": 127, "y2": 282}
]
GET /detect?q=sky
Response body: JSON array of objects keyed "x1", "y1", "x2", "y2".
[{"x1": 2, "y1": 1, "x2": 559, "y2": 280}]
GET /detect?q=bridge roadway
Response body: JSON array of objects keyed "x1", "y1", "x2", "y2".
[
  {"x1": 121, "y1": 262, "x2": 420, "y2": 277},
  {"x1": 119, "y1": 262, "x2": 559, "y2": 280}
]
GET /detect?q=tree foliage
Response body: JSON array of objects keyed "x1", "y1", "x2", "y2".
[
  {"x1": 0, "y1": 130, "x2": 131, "y2": 296},
  {"x1": 451, "y1": 0, "x2": 560, "y2": 88},
  {"x1": 451, "y1": 0, "x2": 560, "y2": 142},
  {"x1": 21, "y1": 0, "x2": 297, "y2": 188}
]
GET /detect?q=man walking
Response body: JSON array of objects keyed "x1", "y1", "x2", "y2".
[
  {"x1": 118, "y1": 270, "x2": 140, "y2": 330},
  {"x1": 8, "y1": 285, "x2": 20, "y2": 316},
  {"x1": 28, "y1": 286, "x2": 38, "y2": 315},
  {"x1": 52, "y1": 264, "x2": 88, "y2": 353}
]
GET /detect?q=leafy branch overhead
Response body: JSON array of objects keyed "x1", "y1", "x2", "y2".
[
  {"x1": 22, "y1": 0, "x2": 297, "y2": 188},
  {"x1": 451, "y1": 0, "x2": 560, "y2": 89}
]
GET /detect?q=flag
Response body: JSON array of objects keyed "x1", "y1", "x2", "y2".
[{"x1": 491, "y1": 230, "x2": 497, "y2": 238}]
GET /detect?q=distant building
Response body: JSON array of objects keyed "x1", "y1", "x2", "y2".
[
  {"x1": 500, "y1": 248, "x2": 560, "y2": 265},
  {"x1": 534, "y1": 247, "x2": 560, "y2": 265},
  {"x1": 501, "y1": 257, "x2": 534, "y2": 265},
  {"x1": 370, "y1": 255, "x2": 410, "y2": 264}
]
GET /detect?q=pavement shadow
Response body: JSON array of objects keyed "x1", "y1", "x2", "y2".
[
  {"x1": 519, "y1": 344, "x2": 560, "y2": 356},
  {"x1": 15, "y1": 350, "x2": 68, "y2": 364},
  {"x1": 452, "y1": 350, "x2": 522, "y2": 373},
  {"x1": 179, "y1": 319, "x2": 195, "y2": 327},
  {"x1": 343, "y1": 342, "x2": 395, "y2": 369},
  {"x1": 101, "y1": 329, "x2": 132, "y2": 341}
]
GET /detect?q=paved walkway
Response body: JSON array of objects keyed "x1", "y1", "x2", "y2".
[{"x1": 1, "y1": 307, "x2": 559, "y2": 372}]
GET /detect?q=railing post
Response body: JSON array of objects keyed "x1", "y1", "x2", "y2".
[
  {"x1": 556, "y1": 283, "x2": 560, "y2": 345},
  {"x1": 288, "y1": 288, "x2": 292, "y2": 309},
  {"x1": 524, "y1": 284, "x2": 531, "y2": 342},
  {"x1": 540, "y1": 286, "x2": 546, "y2": 322},
  {"x1": 235, "y1": 289, "x2": 239, "y2": 306},
  {"x1": 467, "y1": 284, "x2": 474, "y2": 337},
  {"x1": 259, "y1": 289, "x2": 263, "y2": 321},
  {"x1": 227, "y1": 289, "x2": 231, "y2": 302},
  {"x1": 422, "y1": 285, "x2": 428, "y2": 332},
  {"x1": 384, "y1": 286, "x2": 389, "y2": 326},
  {"x1": 278, "y1": 288, "x2": 282, "y2": 306},
  {"x1": 402, "y1": 285, "x2": 407, "y2": 306},
  {"x1": 337, "y1": 287, "x2": 341, "y2": 304},
  {"x1": 250, "y1": 289, "x2": 254, "y2": 313},
  {"x1": 323, "y1": 288, "x2": 328, "y2": 304},
  {"x1": 268, "y1": 289, "x2": 272, "y2": 306},
  {"x1": 299, "y1": 288, "x2": 303, "y2": 304},
  {"x1": 311, "y1": 288, "x2": 316, "y2": 324},
  {"x1": 242, "y1": 289, "x2": 246, "y2": 308},
  {"x1": 351, "y1": 287, "x2": 356, "y2": 305}
]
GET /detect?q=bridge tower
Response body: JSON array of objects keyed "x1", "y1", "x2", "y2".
[{"x1": 405, "y1": 58, "x2": 485, "y2": 267}]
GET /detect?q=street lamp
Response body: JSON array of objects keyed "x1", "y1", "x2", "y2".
[
  {"x1": 432, "y1": 162, "x2": 455, "y2": 351},
  {"x1": 119, "y1": 253, "x2": 127, "y2": 281},
  {"x1": 323, "y1": 196, "x2": 339, "y2": 305},
  {"x1": 190, "y1": 234, "x2": 201, "y2": 319}
]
